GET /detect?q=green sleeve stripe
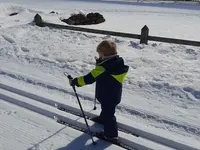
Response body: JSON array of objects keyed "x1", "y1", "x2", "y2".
[
  {"x1": 91, "y1": 66, "x2": 105, "y2": 78},
  {"x1": 77, "y1": 76, "x2": 86, "y2": 86},
  {"x1": 111, "y1": 72, "x2": 127, "y2": 83}
]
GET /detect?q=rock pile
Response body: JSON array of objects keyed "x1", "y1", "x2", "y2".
[{"x1": 61, "y1": 12, "x2": 105, "y2": 25}]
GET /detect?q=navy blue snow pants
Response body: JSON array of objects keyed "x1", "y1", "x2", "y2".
[{"x1": 98, "y1": 101, "x2": 119, "y2": 138}]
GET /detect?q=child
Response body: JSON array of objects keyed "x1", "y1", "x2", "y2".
[{"x1": 69, "y1": 40, "x2": 129, "y2": 141}]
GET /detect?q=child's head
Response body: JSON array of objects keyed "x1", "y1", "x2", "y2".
[{"x1": 96, "y1": 40, "x2": 117, "y2": 58}]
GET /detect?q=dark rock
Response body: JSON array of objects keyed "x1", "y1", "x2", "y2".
[
  {"x1": 69, "y1": 19, "x2": 75, "y2": 25},
  {"x1": 96, "y1": 18, "x2": 105, "y2": 24},
  {"x1": 95, "y1": 12, "x2": 102, "y2": 17},
  {"x1": 75, "y1": 19, "x2": 81, "y2": 25},
  {"x1": 61, "y1": 19, "x2": 75, "y2": 25},
  {"x1": 61, "y1": 12, "x2": 105, "y2": 25},
  {"x1": 97, "y1": 15, "x2": 103, "y2": 19},
  {"x1": 87, "y1": 13, "x2": 96, "y2": 19},
  {"x1": 50, "y1": 11, "x2": 58, "y2": 14},
  {"x1": 69, "y1": 15, "x2": 76, "y2": 20},
  {"x1": 76, "y1": 13, "x2": 85, "y2": 19},
  {"x1": 90, "y1": 17, "x2": 97, "y2": 21},
  {"x1": 84, "y1": 18, "x2": 91, "y2": 25},
  {"x1": 9, "y1": 13, "x2": 18, "y2": 16},
  {"x1": 61, "y1": 19, "x2": 67, "y2": 23}
]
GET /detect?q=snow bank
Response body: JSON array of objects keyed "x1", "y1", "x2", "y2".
[
  {"x1": 0, "y1": 3, "x2": 43, "y2": 29},
  {"x1": 0, "y1": 4, "x2": 26, "y2": 17}
]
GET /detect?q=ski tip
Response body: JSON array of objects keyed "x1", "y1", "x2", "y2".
[{"x1": 63, "y1": 72, "x2": 68, "y2": 76}]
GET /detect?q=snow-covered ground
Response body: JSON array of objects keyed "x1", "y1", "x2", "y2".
[
  {"x1": 0, "y1": 0, "x2": 200, "y2": 150},
  {"x1": 1, "y1": 1, "x2": 200, "y2": 40},
  {"x1": 0, "y1": 99, "x2": 126, "y2": 150}
]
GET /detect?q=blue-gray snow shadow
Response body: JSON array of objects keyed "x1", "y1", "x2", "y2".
[
  {"x1": 65, "y1": 0, "x2": 200, "y2": 10},
  {"x1": 56, "y1": 123, "x2": 112, "y2": 150}
]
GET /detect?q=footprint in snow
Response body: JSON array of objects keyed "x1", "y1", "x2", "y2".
[
  {"x1": 41, "y1": 53, "x2": 48, "y2": 57},
  {"x1": 185, "y1": 49, "x2": 197, "y2": 55},
  {"x1": 21, "y1": 47, "x2": 30, "y2": 52},
  {"x1": 56, "y1": 58, "x2": 66, "y2": 63},
  {"x1": 3, "y1": 110, "x2": 17, "y2": 115},
  {"x1": 183, "y1": 87, "x2": 200, "y2": 100},
  {"x1": 129, "y1": 41, "x2": 145, "y2": 49}
]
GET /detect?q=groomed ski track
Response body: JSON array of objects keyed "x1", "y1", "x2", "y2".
[
  {"x1": 0, "y1": 70, "x2": 199, "y2": 150},
  {"x1": 0, "y1": 87, "x2": 172, "y2": 150},
  {"x1": 1, "y1": 69, "x2": 200, "y2": 136}
]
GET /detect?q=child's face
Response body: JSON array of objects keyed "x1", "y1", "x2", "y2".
[{"x1": 98, "y1": 51, "x2": 104, "y2": 58}]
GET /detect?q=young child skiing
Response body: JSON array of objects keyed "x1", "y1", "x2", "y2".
[{"x1": 69, "y1": 40, "x2": 129, "y2": 141}]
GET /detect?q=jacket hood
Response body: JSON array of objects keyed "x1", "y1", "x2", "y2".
[{"x1": 100, "y1": 55, "x2": 129, "y2": 75}]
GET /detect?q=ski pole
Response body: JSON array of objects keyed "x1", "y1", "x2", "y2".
[
  {"x1": 93, "y1": 85, "x2": 97, "y2": 110},
  {"x1": 67, "y1": 75, "x2": 96, "y2": 145},
  {"x1": 93, "y1": 98, "x2": 97, "y2": 110},
  {"x1": 93, "y1": 56, "x2": 98, "y2": 110}
]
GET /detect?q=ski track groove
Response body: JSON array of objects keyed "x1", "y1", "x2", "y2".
[
  {"x1": 0, "y1": 91, "x2": 158, "y2": 150},
  {"x1": 0, "y1": 82, "x2": 199, "y2": 150},
  {"x1": 0, "y1": 69, "x2": 200, "y2": 135}
]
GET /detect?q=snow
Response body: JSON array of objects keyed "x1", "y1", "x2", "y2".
[
  {"x1": 0, "y1": 100, "x2": 123, "y2": 150},
  {"x1": 1, "y1": 0, "x2": 200, "y2": 39},
  {"x1": 0, "y1": 0, "x2": 200, "y2": 150}
]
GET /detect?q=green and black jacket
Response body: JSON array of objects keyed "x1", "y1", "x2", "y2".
[{"x1": 72, "y1": 55, "x2": 129, "y2": 105}]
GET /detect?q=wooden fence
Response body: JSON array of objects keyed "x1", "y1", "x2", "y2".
[{"x1": 34, "y1": 14, "x2": 200, "y2": 47}]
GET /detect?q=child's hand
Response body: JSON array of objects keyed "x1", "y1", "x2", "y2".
[
  {"x1": 67, "y1": 75, "x2": 74, "y2": 86},
  {"x1": 69, "y1": 78, "x2": 73, "y2": 86}
]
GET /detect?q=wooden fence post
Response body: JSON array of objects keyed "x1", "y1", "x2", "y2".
[
  {"x1": 34, "y1": 14, "x2": 43, "y2": 27},
  {"x1": 140, "y1": 25, "x2": 149, "y2": 44}
]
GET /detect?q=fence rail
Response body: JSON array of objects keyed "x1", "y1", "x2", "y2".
[
  {"x1": 34, "y1": 14, "x2": 200, "y2": 47},
  {"x1": 148, "y1": 36, "x2": 200, "y2": 46},
  {"x1": 42, "y1": 21, "x2": 141, "y2": 39}
]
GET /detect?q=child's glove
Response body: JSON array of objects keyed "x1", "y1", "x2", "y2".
[
  {"x1": 67, "y1": 75, "x2": 74, "y2": 86},
  {"x1": 69, "y1": 78, "x2": 73, "y2": 86}
]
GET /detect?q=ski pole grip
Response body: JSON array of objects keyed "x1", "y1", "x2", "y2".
[{"x1": 67, "y1": 75, "x2": 73, "y2": 80}]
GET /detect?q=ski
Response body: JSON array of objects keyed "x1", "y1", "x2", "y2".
[
  {"x1": 53, "y1": 115, "x2": 135, "y2": 150},
  {"x1": 55, "y1": 103, "x2": 139, "y2": 137}
]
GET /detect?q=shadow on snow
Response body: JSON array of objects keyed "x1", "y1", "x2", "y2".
[
  {"x1": 56, "y1": 122, "x2": 112, "y2": 150},
  {"x1": 63, "y1": 0, "x2": 200, "y2": 10}
]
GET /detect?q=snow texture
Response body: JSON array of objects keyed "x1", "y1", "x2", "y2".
[{"x1": 0, "y1": 0, "x2": 200, "y2": 150}]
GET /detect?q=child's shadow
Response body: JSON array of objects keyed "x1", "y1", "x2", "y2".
[{"x1": 56, "y1": 123, "x2": 112, "y2": 150}]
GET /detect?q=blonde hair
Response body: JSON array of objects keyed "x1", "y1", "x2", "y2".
[{"x1": 97, "y1": 40, "x2": 117, "y2": 56}]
